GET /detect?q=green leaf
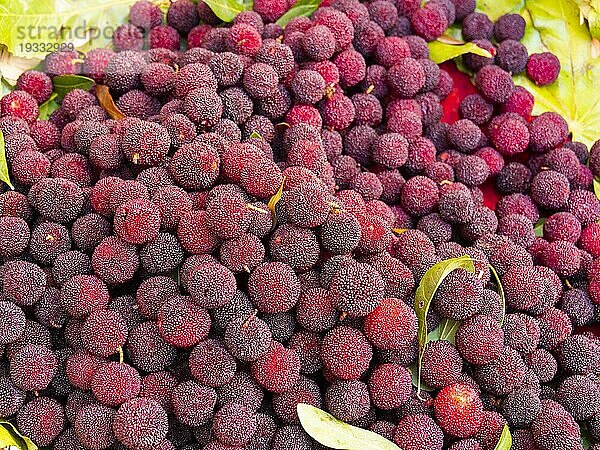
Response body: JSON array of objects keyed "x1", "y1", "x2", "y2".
[
  {"x1": 594, "y1": 177, "x2": 600, "y2": 201},
  {"x1": 438, "y1": 318, "x2": 460, "y2": 343},
  {"x1": 489, "y1": 264, "x2": 506, "y2": 325},
  {"x1": 581, "y1": 423, "x2": 594, "y2": 449},
  {"x1": 0, "y1": 130, "x2": 14, "y2": 190},
  {"x1": 429, "y1": 39, "x2": 493, "y2": 64},
  {"x1": 38, "y1": 92, "x2": 60, "y2": 120},
  {"x1": 201, "y1": 0, "x2": 248, "y2": 22},
  {"x1": 494, "y1": 424, "x2": 512, "y2": 450},
  {"x1": 0, "y1": 76, "x2": 12, "y2": 99},
  {"x1": 0, "y1": 0, "x2": 139, "y2": 59},
  {"x1": 52, "y1": 75, "x2": 95, "y2": 99},
  {"x1": 0, "y1": 421, "x2": 38, "y2": 450},
  {"x1": 268, "y1": 175, "x2": 286, "y2": 225},
  {"x1": 573, "y1": 0, "x2": 600, "y2": 39},
  {"x1": 414, "y1": 255, "x2": 475, "y2": 395},
  {"x1": 0, "y1": 423, "x2": 23, "y2": 449},
  {"x1": 276, "y1": 0, "x2": 322, "y2": 27},
  {"x1": 409, "y1": 365, "x2": 435, "y2": 391},
  {"x1": 511, "y1": 0, "x2": 600, "y2": 149},
  {"x1": 534, "y1": 217, "x2": 546, "y2": 237},
  {"x1": 297, "y1": 404, "x2": 402, "y2": 450},
  {"x1": 476, "y1": 0, "x2": 524, "y2": 20},
  {"x1": 249, "y1": 130, "x2": 263, "y2": 139}
]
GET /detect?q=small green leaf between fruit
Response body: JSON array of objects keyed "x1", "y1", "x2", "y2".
[
  {"x1": 593, "y1": 177, "x2": 600, "y2": 202},
  {"x1": 249, "y1": 130, "x2": 263, "y2": 139},
  {"x1": 268, "y1": 176, "x2": 286, "y2": 225},
  {"x1": 0, "y1": 130, "x2": 14, "y2": 190},
  {"x1": 438, "y1": 318, "x2": 460, "y2": 343},
  {"x1": 489, "y1": 264, "x2": 506, "y2": 325},
  {"x1": 52, "y1": 75, "x2": 95, "y2": 99},
  {"x1": 201, "y1": 0, "x2": 249, "y2": 22},
  {"x1": 581, "y1": 422, "x2": 594, "y2": 449},
  {"x1": 276, "y1": 0, "x2": 322, "y2": 27},
  {"x1": 297, "y1": 404, "x2": 402, "y2": 450},
  {"x1": 534, "y1": 217, "x2": 546, "y2": 237},
  {"x1": 414, "y1": 255, "x2": 475, "y2": 395},
  {"x1": 0, "y1": 421, "x2": 38, "y2": 450},
  {"x1": 409, "y1": 365, "x2": 435, "y2": 391},
  {"x1": 494, "y1": 424, "x2": 512, "y2": 450},
  {"x1": 38, "y1": 92, "x2": 60, "y2": 120},
  {"x1": 0, "y1": 76, "x2": 12, "y2": 100},
  {"x1": 429, "y1": 39, "x2": 493, "y2": 64}
]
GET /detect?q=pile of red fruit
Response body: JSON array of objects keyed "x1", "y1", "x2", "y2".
[{"x1": 0, "y1": 0, "x2": 599, "y2": 449}]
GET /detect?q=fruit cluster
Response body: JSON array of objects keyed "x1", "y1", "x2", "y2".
[{"x1": 0, "y1": 0, "x2": 599, "y2": 449}]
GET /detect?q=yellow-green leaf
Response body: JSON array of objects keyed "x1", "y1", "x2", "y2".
[
  {"x1": 297, "y1": 404, "x2": 401, "y2": 450},
  {"x1": 276, "y1": 0, "x2": 322, "y2": 27},
  {"x1": 0, "y1": 76, "x2": 12, "y2": 99},
  {"x1": 414, "y1": 255, "x2": 475, "y2": 395},
  {"x1": 0, "y1": 423, "x2": 22, "y2": 449},
  {"x1": 494, "y1": 424, "x2": 512, "y2": 450},
  {"x1": 249, "y1": 130, "x2": 263, "y2": 139},
  {"x1": 476, "y1": 0, "x2": 524, "y2": 20},
  {"x1": 0, "y1": 130, "x2": 14, "y2": 190},
  {"x1": 489, "y1": 264, "x2": 506, "y2": 325},
  {"x1": 267, "y1": 176, "x2": 286, "y2": 224},
  {"x1": 201, "y1": 0, "x2": 248, "y2": 22},
  {"x1": 0, "y1": 0, "x2": 138, "y2": 59},
  {"x1": 574, "y1": 0, "x2": 600, "y2": 39},
  {"x1": 0, "y1": 421, "x2": 38, "y2": 450},
  {"x1": 534, "y1": 217, "x2": 546, "y2": 237},
  {"x1": 429, "y1": 39, "x2": 493, "y2": 64},
  {"x1": 52, "y1": 75, "x2": 95, "y2": 100},
  {"x1": 38, "y1": 92, "x2": 60, "y2": 120}
]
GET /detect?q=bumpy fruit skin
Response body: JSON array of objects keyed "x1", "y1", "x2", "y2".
[
  {"x1": 434, "y1": 383, "x2": 484, "y2": 438},
  {"x1": 251, "y1": 341, "x2": 300, "y2": 393},
  {"x1": 92, "y1": 361, "x2": 141, "y2": 407},
  {"x1": 325, "y1": 379, "x2": 371, "y2": 423},
  {"x1": 330, "y1": 262, "x2": 385, "y2": 316},
  {"x1": 17, "y1": 70, "x2": 53, "y2": 103},
  {"x1": 580, "y1": 223, "x2": 600, "y2": 258},
  {"x1": 475, "y1": 65, "x2": 514, "y2": 103},
  {"x1": 455, "y1": 315, "x2": 504, "y2": 365},
  {"x1": 10, "y1": 344, "x2": 58, "y2": 391},
  {"x1": 321, "y1": 326, "x2": 372, "y2": 380},
  {"x1": 531, "y1": 399, "x2": 581, "y2": 450},
  {"x1": 189, "y1": 339, "x2": 236, "y2": 388},
  {"x1": 1, "y1": 90, "x2": 39, "y2": 123},
  {"x1": 363, "y1": 297, "x2": 418, "y2": 350},
  {"x1": 394, "y1": 414, "x2": 444, "y2": 450},
  {"x1": 113, "y1": 398, "x2": 169, "y2": 450},
  {"x1": 421, "y1": 340, "x2": 463, "y2": 388},
  {"x1": 248, "y1": 262, "x2": 300, "y2": 313},
  {"x1": 527, "y1": 52, "x2": 561, "y2": 85},
  {"x1": 81, "y1": 309, "x2": 128, "y2": 357},
  {"x1": 17, "y1": 397, "x2": 65, "y2": 447},
  {"x1": 74, "y1": 404, "x2": 116, "y2": 450},
  {"x1": 172, "y1": 380, "x2": 217, "y2": 427},
  {"x1": 368, "y1": 363, "x2": 412, "y2": 409}
]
